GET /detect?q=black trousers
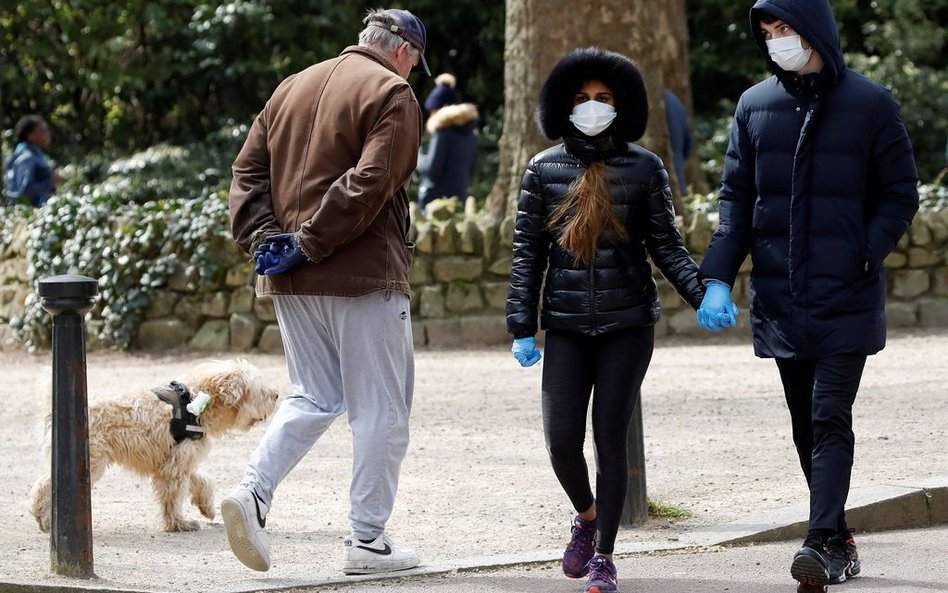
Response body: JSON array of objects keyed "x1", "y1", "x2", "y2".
[
  {"x1": 541, "y1": 326, "x2": 654, "y2": 554},
  {"x1": 775, "y1": 354, "x2": 867, "y2": 536}
]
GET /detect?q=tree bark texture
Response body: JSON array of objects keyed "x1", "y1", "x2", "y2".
[{"x1": 487, "y1": 0, "x2": 695, "y2": 220}]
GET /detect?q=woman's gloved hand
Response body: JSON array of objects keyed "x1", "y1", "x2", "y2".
[
  {"x1": 511, "y1": 336, "x2": 542, "y2": 367},
  {"x1": 697, "y1": 281, "x2": 739, "y2": 331},
  {"x1": 254, "y1": 233, "x2": 309, "y2": 276}
]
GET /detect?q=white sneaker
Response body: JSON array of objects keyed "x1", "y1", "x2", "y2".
[
  {"x1": 342, "y1": 533, "x2": 420, "y2": 574},
  {"x1": 221, "y1": 487, "x2": 271, "y2": 571}
]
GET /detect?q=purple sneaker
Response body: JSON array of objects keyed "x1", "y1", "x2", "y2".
[
  {"x1": 585, "y1": 556, "x2": 618, "y2": 593},
  {"x1": 562, "y1": 515, "x2": 597, "y2": 578}
]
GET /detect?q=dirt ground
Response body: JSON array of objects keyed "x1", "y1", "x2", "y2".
[{"x1": 0, "y1": 329, "x2": 945, "y2": 591}]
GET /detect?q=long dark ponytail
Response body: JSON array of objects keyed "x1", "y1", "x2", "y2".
[{"x1": 548, "y1": 161, "x2": 628, "y2": 266}]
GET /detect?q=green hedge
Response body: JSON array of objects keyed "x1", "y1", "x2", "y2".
[{"x1": 6, "y1": 139, "x2": 240, "y2": 350}]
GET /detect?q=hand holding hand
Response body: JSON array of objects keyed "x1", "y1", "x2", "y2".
[
  {"x1": 254, "y1": 233, "x2": 309, "y2": 275},
  {"x1": 511, "y1": 336, "x2": 542, "y2": 367},
  {"x1": 697, "y1": 281, "x2": 739, "y2": 331}
]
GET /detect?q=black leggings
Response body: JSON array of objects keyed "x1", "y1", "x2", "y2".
[{"x1": 541, "y1": 326, "x2": 654, "y2": 554}]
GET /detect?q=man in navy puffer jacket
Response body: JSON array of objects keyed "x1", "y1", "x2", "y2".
[{"x1": 696, "y1": 1, "x2": 919, "y2": 591}]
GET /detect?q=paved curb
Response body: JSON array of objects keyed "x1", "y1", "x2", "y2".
[
  {"x1": 678, "y1": 476, "x2": 948, "y2": 547},
  {"x1": 3, "y1": 476, "x2": 945, "y2": 593}
]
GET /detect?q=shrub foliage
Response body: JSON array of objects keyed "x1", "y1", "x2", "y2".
[{"x1": 7, "y1": 133, "x2": 242, "y2": 350}]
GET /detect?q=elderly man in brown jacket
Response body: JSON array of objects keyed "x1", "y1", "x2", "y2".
[{"x1": 223, "y1": 8, "x2": 428, "y2": 576}]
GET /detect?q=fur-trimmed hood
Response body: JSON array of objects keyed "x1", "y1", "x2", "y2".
[
  {"x1": 426, "y1": 103, "x2": 479, "y2": 134},
  {"x1": 537, "y1": 47, "x2": 648, "y2": 143}
]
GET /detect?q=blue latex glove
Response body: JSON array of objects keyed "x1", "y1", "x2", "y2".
[
  {"x1": 697, "y1": 281, "x2": 739, "y2": 332},
  {"x1": 511, "y1": 336, "x2": 542, "y2": 367},
  {"x1": 254, "y1": 233, "x2": 309, "y2": 276}
]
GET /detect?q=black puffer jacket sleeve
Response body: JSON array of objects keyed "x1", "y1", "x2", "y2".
[
  {"x1": 644, "y1": 165, "x2": 705, "y2": 310},
  {"x1": 864, "y1": 90, "x2": 919, "y2": 271},
  {"x1": 699, "y1": 99, "x2": 755, "y2": 286},
  {"x1": 506, "y1": 161, "x2": 551, "y2": 338}
]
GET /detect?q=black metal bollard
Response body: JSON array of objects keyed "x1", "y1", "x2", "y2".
[
  {"x1": 39, "y1": 275, "x2": 98, "y2": 578},
  {"x1": 620, "y1": 392, "x2": 648, "y2": 525}
]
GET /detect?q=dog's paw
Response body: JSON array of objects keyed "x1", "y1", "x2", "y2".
[
  {"x1": 165, "y1": 518, "x2": 200, "y2": 532},
  {"x1": 35, "y1": 515, "x2": 51, "y2": 533},
  {"x1": 197, "y1": 503, "x2": 216, "y2": 520},
  {"x1": 28, "y1": 492, "x2": 51, "y2": 533},
  {"x1": 191, "y1": 491, "x2": 215, "y2": 520}
]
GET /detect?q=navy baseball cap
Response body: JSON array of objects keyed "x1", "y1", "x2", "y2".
[{"x1": 368, "y1": 9, "x2": 431, "y2": 76}]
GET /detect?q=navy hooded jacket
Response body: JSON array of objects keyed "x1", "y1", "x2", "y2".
[
  {"x1": 664, "y1": 89, "x2": 692, "y2": 194},
  {"x1": 416, "y1": 103, "x2": 479, "y2": 209},
  {"x1": 699, "y1": 0, "x2": 919, "y2": 359}
]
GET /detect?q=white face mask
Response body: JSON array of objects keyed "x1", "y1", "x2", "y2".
[
  {"x1": 569, "y1": 100, "x2": 617, "y2": 137},
  {"x1": 766, "y1": 35, "x2": 813, "y2": 72}
]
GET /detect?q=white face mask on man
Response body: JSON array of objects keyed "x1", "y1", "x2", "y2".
[
  {"x1": 766, "y1": 35, "x2": 813, "y2": 72},
  {"x1": 569, "y1": 100, "x2": 617, "y2": 137}
]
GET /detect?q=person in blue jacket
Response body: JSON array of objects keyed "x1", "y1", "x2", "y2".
[
  {"x1": 416, "y1": 73, "x2": 479, "y2": 210},
  {"x1": 695, "y1": 1, "x2": 919, "y2": 591},
  {"x1": 4, "y1": 115, "x2": 61, "y2": 207},
  {"x1": 663, "y1": 89, "x2": 692, "y2": 196}
]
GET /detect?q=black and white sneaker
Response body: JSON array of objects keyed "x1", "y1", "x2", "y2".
[
  {"x1": 827, "y1": 529, "x2": 861, "y2": 584},
  {"x1": 221, "y1": 486, "x2": 271, "y2": 571},
  {"x1": 342, "y1": 533, "x2": 420, "y2": 574},
  {"x1": 791, "y1": 536, "x2": 830, "y2": 593}
]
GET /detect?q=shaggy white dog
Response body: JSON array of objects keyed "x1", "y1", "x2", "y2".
[{"x1": 29, "y1": 359, "x2": 279, "y2": 532}]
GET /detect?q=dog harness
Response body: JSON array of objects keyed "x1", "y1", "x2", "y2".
[{"x1": 153, "y1": 381, "x2": 206, "y2": 443}]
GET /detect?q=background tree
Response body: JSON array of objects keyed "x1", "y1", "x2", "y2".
[
  {"x1": 0, "y1": 1, "x2": 504, "y2": 157},
  {"x1": 485, "y1": 0, "x2": 692, "y2": 221},
  {"x1": 687, "y1": 0, "x2": 947, "y2": 183},
  {"x1": 2, "y1": 1, "x2": 943, "y2": 202}
]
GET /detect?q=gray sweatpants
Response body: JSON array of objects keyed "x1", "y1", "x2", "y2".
[{"x1": 241, "y1": 292, "x2": 414, "y2": 540}]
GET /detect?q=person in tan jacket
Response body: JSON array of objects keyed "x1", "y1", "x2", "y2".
[{"x1": 223, "y1": 8, "x2": 428, "y2": 576}]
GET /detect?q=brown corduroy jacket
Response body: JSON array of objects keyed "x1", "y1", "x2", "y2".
[{"x1": 229, "y1": 45, "x2": 422, "y2": 297}]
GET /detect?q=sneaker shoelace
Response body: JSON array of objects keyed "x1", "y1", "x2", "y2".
[
  {"x1": 825, "y1": 542, "x2": 847, "y2": 561},
  {"x1": 587, "y1": 557, "x2": 617, "y2": 584},
  {"x1": 567, "y1": 521, "x2": 596, "y2": 557},
  {"x1": 826, "y1": 532, "x2": 855, "y2": 560}
]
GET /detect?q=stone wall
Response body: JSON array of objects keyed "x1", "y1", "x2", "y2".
[
  {"x1": 0, "y1": 222, "x2": 29, "y2": 350},
  {"x1": 3, "y1": 200, "x2": 948, "y2": 352}
]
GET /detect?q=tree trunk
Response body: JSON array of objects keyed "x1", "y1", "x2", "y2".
[{"x1": 486, "y1": 0, "x2": 692, "y2": 221}]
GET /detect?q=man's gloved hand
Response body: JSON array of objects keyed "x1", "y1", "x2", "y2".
[
  {"x1": 253, "y1": 233, "x2": 309, "y2": 276},
  {"x1": 253, "y1": 245, "x2": 280, "y2": 275},
  {"x1": 511, "y1": 336, "x2": 542, "y2": 367},
  {"x1": 697, "y1": 280, "x2": 739, "y2": 331}
]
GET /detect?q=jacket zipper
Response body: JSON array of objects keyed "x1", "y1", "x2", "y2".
[{"x1": 588, "y1": 261, "x2": 595, "y2": 332}]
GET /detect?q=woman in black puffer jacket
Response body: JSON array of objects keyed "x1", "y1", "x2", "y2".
[{"x1": 505, "y1": 48, "x2": 704, "y2": 593}]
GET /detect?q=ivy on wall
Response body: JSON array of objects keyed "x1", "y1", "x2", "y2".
[{"x1": 7, "y1": 141, "x2": 239, "y2": 351}]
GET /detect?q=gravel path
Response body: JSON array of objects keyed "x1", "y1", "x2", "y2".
[{"x1": 0, "y1": 329, "x2": 944, "y2": 591}]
